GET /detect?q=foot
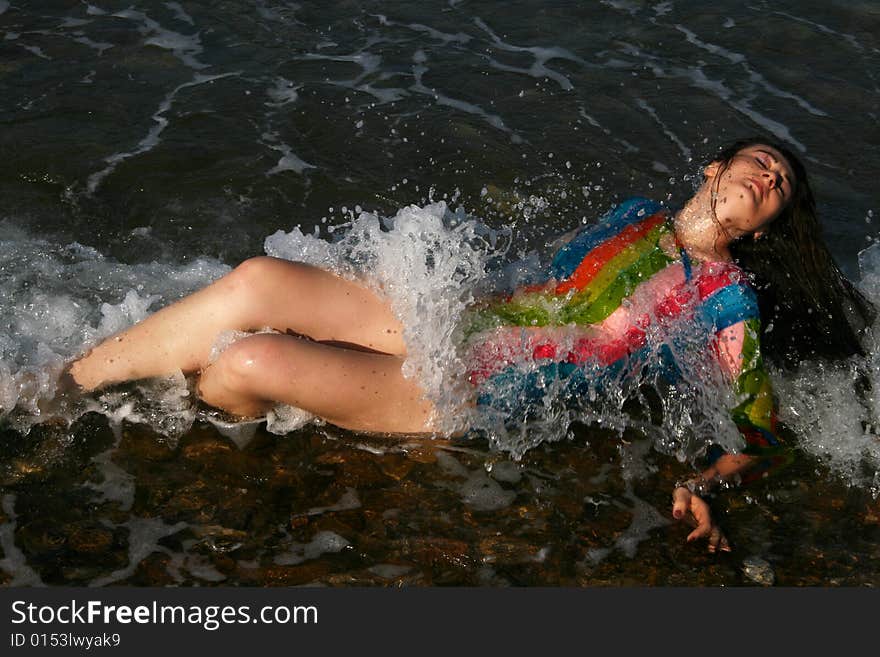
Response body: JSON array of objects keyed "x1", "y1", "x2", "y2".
[
  {"x1": 35, "y1": 364, "x2": 86, "y2": 421},
  {"x1": 66, "y1": 358, "x2": 100, "y2": 392}
]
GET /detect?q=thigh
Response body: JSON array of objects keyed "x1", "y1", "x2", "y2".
[
  {"x1": 211, "y1": 333, "x2": 435, "y2": 434},
  {"x1": 239, "y1": 257, "x2": 407, "y2": 355}
]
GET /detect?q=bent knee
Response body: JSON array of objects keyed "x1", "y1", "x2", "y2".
[
  {"x1": 227, "y1": 256, "x2": 287, "y2": 293},
  {"x1": 210, "y1": 334, "x2": 283, "y2": 393},
  {"x1": 231, "y1": 256, "x2": 320, "y2": 286},
  {"x1": 223, "y1": 257, "x2": 309, "y2": 321}
]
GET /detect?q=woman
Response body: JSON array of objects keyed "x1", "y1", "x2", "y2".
[{"x1": 64, "y1": 138, "x2": 873, "y2": 551}]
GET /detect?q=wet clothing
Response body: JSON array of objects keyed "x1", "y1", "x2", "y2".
[{"x1": 463, "y1": 197, "x2": 787, "y2": 470}]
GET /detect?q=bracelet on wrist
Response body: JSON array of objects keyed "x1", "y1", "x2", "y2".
[{"x1": 674, "y1": 473, "x2": 721, "y2": 497}]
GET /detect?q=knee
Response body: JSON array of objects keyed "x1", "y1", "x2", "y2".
[
  {"x1": 208, "y1": 334, "x2": 280, "y2": 394},
  {"x1": 227, "y1": 256, "x2": 281, "y2": 293},
  {"x1": 223, "y1": 256, "x2": 279, "y2": 316},
  {"x1": 223, "y1": 256, "x2": 305, "y2": 315},
  {"x1": 230, "y1": 256, "x2": 315, "y2": 287}
]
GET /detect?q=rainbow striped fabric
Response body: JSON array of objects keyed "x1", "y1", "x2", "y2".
[{"x1": 463, "y1": 197, "x2": 786, "y2": 465}]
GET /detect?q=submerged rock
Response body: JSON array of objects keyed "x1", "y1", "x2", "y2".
[
  {"x1": 378, "y1": 454, "x2": 414, "y2": 481},
  {"x1": 742, "y1": 556, "x2": 776, "y2": 586},
  {"x1": 190, "y1": 525, "x2": 248, "y2": 555},
  {"x1": 479, "y1": 536, "x2": 548, "y2": 564},
  {"x1": 66, "y1": 525, "x2": 114, "y2": 555}
]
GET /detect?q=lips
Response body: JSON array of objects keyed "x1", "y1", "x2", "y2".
[{"x1": 747, "y1": 176, "x2": 766, "y2": 201}]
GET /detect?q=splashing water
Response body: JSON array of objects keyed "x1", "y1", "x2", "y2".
[
  {"x1": 264, "y1": 201, "x2": 506, "y2": 436},
  {"x1": 2, "y1": 206, "x2": 880, "y2": 495},
  {"x1": 772, "y1": 242, "x2": 880, "y2": 496},
  {"x1": 0, "y1": 222, "x2": 229, "y2": 434}
]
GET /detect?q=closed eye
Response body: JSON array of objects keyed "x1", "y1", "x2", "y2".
[{"x1": 755, "y1": 155, "x2": 788, "y2": 197}]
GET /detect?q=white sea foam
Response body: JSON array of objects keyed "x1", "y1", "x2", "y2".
[
  {"x1": 60, "y1": 17, "x2": 91, "y2": 28},
  {"x1": 165, "y1": 2, "x2": 195, "y2": 26},
  {"x1": 73, "y1": 36, "x2": 114, "y2": 55},
  {"x1": 21, "y1": 44, "x2": 51, "y2": 60},
  {"x1": 635, "y1": 98, "x2": 692, "y2": 160},
  {"x1": 411, "y1": 56, "x2": 518, "y2": 141},
  {"x1": 254, "y1": 0, "x2": 301, "y2": 23},
  {"x1": 302, "y1": 487, "x2": 361, "y2": 517},
  {"x1": 265, "y1": 77, "x2": 301, "y2": 106},
  {"x1": 301, "y1": 51, "x2": 408, "y2": 104},
  {"x1": 0, "y1": 224, "x2": 229, "y2": 432},
  {"x1": 577, "y1": 106, "x2": 639, "y2": 153},
  {"x1": 615, "y1": 491, "x2": 671, "y2": 557},
  {"x1": 776, "y1": 357, "x2": 880, "y2": 495},
  {"x1": 771, "y1": 242, "x2": 880, "y2": 495},
  {"x1": 261, "y1": 130, "x2": 316, "y2": 175},
  {"x1": 273, "y1": 530, "x2": 350, "y2": 566},
  {"x1": 89, "y1": 517, "x2": 188, "y2": 587},
  {"x1": 599, "y1": 0, "x2": 641, "y2": 16},
  {"x1": 374, "y1": 14, "x2": 472, "y2": 45},
  {"x1": 673, "y1": 24, "x2": 829, "y2": 118},
  {"x1": 770, "y1": 9, "x2": 864, "y2": 52},
  {"x1": 85, "y1": 438, "x2": 137, "y2": 511},
  {"x1": 609, "y1": 41, "x2": 807, "y2": 152},
  {"x1": 584, "y1": 488, "x2": 670, "y2": 565},
  {"x1": 0, "y1": 494, "x2": 45, "y2": 586},
  {"x1": 473, "y1": 17, "x2": 588, "y2": 92},
  {"x1": 297, "y1": 19, "x2": 551, "y2": 139},
  {"x1": 112, "y1": 8, "x2": 208, "y2": 70},
  {"x1": 460, "y1": 470, "x2": 517, "y2": 510}
]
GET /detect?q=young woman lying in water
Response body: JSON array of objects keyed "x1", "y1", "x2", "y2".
[{"x1": 63, "y1": 137, "x2": 874, "y2": 552}]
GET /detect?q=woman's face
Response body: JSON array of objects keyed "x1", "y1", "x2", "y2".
[{"x1": 705, "y1": 144, "x2": 797, "y2": 238}]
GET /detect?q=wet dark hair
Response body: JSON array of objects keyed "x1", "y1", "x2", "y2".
[{"x1": 712, "y1": 137, "x2": 875, "y2": 366}]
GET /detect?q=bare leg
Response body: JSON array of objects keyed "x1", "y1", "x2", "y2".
[
  {"x1": 196, "y1": 333, "x2": 434, "y2": 433},
  {"x1": 69, "y1": 257, "x2": 406, "y2": 391}
]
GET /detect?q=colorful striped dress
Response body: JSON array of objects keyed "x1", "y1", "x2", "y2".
[{"x1": 462, "y1": 197, "x2": 787, "y2": 470}]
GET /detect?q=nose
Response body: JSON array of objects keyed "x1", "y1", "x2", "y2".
[{"x1": 762, "y1": 170, "x2": 780, "y2": 189}]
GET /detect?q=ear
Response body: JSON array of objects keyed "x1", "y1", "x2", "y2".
[{"x1": 703, "y1": 161, "x2": 721, "y2": 179}]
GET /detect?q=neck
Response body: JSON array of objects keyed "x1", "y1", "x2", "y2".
[{"x1": 673, "y1": 187, "x2": 733, "y2": 263}]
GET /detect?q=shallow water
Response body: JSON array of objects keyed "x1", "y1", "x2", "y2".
[
  {"x1": 2, "y1": 1, "x2": 880, "y2": 586},
  {"x1": 2, "y1": 416, "x2": 879, "y2": 586}
]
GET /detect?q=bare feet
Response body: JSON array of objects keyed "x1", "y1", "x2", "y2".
[
  {"x1": 66, "y1": 357, "x2": 100, "y2": 392},
  {"x1": 35, "y1": 364, "x2": 86, "y2": 420}
]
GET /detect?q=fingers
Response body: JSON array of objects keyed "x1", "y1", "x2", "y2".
[
  {"x1": 704, "y1": 526, "x2": 732, "y2": 553},
  {"x1": 673, "y1": 484, "x2": 732, "y2": 552},
  {"x1": 685, "y1": 494, "x2": 713, "y2": 542},
  {"x1": 671, "y1": 486, "x2": 690, "y2": 520}
]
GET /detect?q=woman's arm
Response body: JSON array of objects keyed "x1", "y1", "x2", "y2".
[
  {"x1": 671, "y1": 315, "x2": 789, "y2": 550},
  {"x1": 670, "y1": 453, "x2": 755, "y2": 552}
]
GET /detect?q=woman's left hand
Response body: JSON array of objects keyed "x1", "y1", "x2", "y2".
[{"x1": 672, "y1": 485, "x2": 731, "y2": 553}]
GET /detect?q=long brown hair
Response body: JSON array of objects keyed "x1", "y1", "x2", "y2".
[{"x1": 713, "y1": 138, "x2": 875, "y2": 366}]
